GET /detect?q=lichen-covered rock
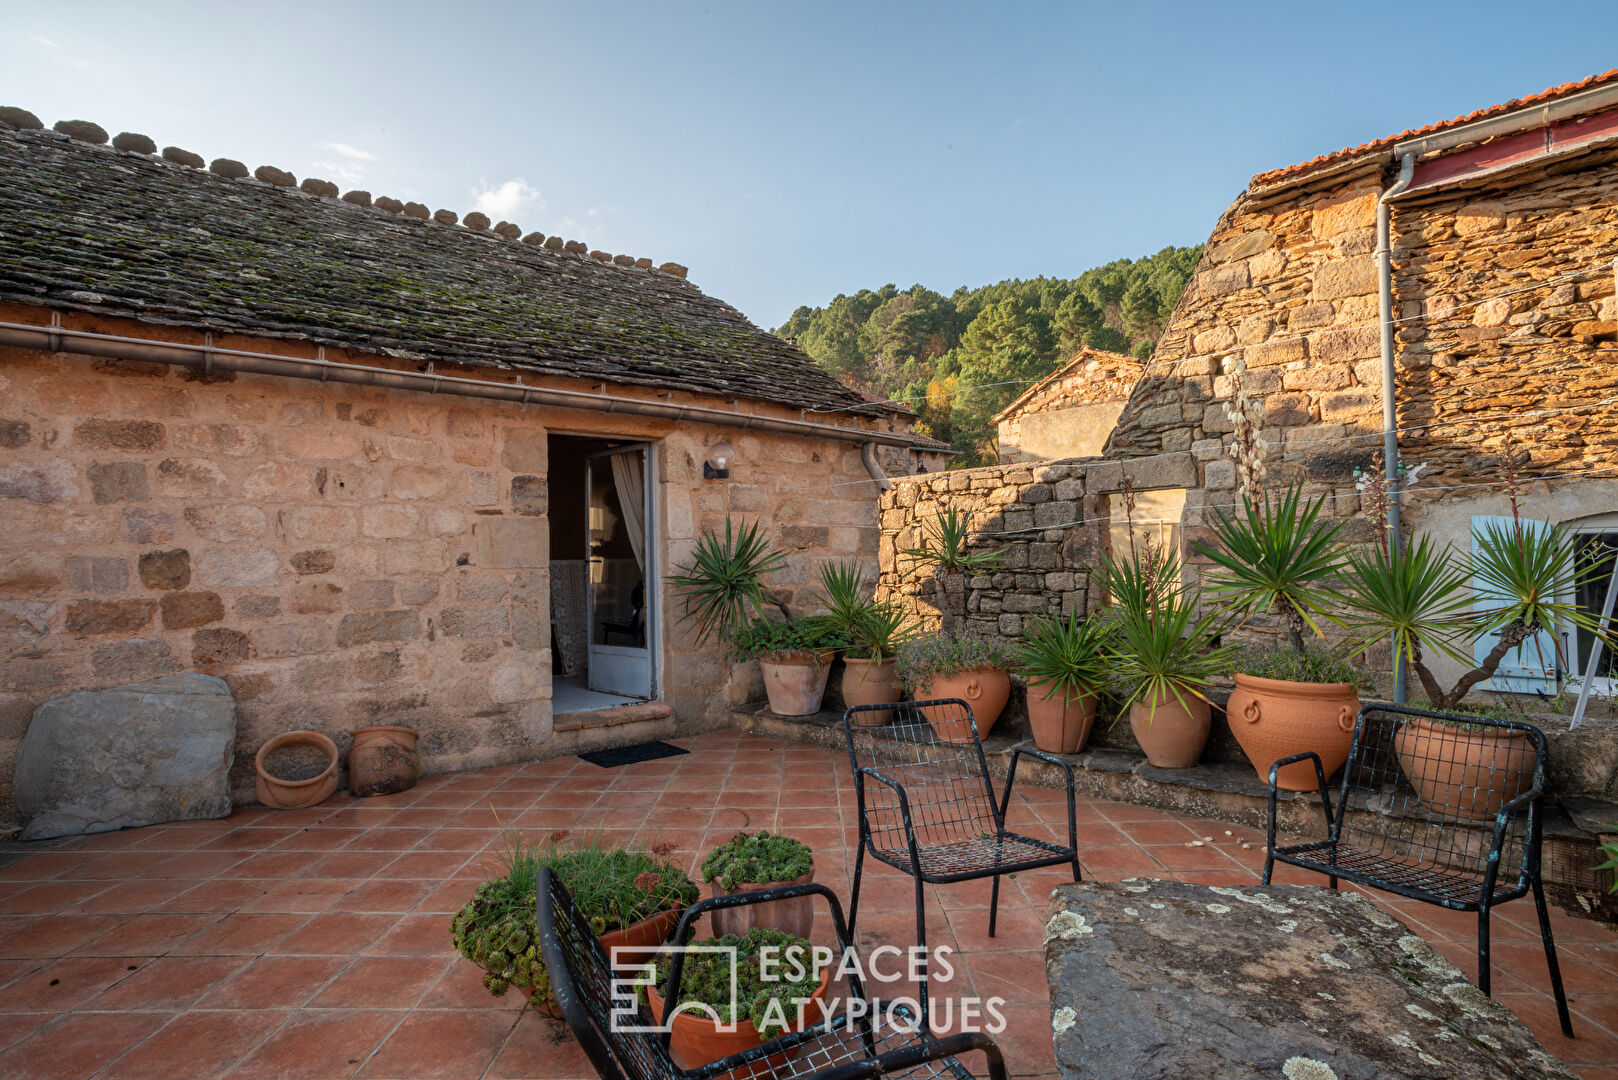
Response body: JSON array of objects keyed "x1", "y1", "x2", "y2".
[
  {"x1": 253, "y1": 165, "x2": 296, "y2": 187},
  {"x1": 112, "y1": 132, "x2": 157, "y2": 154},
  {"x1": 0, "y1": 106, "x2": 43, "y2": 129},
  {"x1": 209, "y1": 158, "x2": 248, "y2": 179},
  {"x1": 161, "y1": 146, "x2": 204, "y2": 168},
  {"x1": 54, "y1": 119, "x2": 108, "y2": 144},
  {"x1": 15, "y1": 673, "x2": 235, "y2": 840},
  {"x1": 300, "y1": 177, "x2": 339, "y2": 198},
  {"x1": 1044, "y1": 880, "x2": 1577, "y2": 1080}
]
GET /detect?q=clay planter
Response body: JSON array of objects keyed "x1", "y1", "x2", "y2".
[
  {"x1": 1027, "y1": 681, "x2": 1098, "y2": 755},
  {"x1": 254, "y1": 730, "x2": 339, "y2": 810},
  {"x1": 708, "y1": 869, "x2": 816, "y2": 939},
  {"x1": 759, "y1": 653, "x2": 832, "y2": 716},
  {"x1": 1129, "y1": 690, "x2": 1210, "y2": 769},
  {"x1": 917, "y1": 668, "x2": 1011, "y2": 741},
  {"x1": 842, "y1": 657, "x2": 900, "y2": 712},
  {"x1": 647, "y1": 963, "x2": 830, "y2": 1074},
  {"x1": 1393, "y1": 716, "x2": 1534, "y2": 821},
  {"x1": 518, "y1": 906, "x2": 686, "y2": 1019},
  {"x1": 347, "y1": 725, "x2": 421, "y2": 797},
  {"x1": 1226, "y1": 674, "x2": 1360, "y2": 791}
]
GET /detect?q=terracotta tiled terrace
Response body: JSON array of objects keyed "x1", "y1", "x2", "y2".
[{"x1": 0, "y1": 731, "x2": 1614, "y2": 1080}]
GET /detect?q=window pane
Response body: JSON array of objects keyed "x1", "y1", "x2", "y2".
[{"x1": 1574, "y1": 532, "x2": 1618, "y2": 679}]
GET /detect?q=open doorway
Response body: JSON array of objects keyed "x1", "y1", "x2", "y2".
[{"x1": 547, "y1": 434, "x2": 656, "y2": 714}]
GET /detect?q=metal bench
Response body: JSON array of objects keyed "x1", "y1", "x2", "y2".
[{"x1": 1263, "y1": 702, "x2": 1572, "y2": 1037}]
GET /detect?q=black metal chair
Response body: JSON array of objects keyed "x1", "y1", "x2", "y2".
[
  {"x1": 1263, "y1": 703, "x2": 1572, "y2": 1037},
  {"x1": 843, "y1": 699, "x2": 1081, "y2": 1005},
  {"x1": 538, "y1": 866, "x2": 1009, "y2": 1080}
]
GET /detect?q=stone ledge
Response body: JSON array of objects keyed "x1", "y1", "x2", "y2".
[{"x1": 554, "y1": 700, "x2": 673, "y2": 733}]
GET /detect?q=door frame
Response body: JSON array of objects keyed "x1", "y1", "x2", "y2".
[
  {"x1": 1559, "y1": 514, "x2": 1618, "y2": 699},
  {"x1": 583, "y1": 440, "x2": 658, "y2": 700}
]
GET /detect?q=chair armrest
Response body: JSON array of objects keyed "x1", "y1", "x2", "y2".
[
  {"x1": 812, "y1": 1030, "x2": 1008, "y2": 1080},
  {"x1": 856, "y1": 766, "x2": 923, "y2": 871},
  {"x1": 1487, "y1": 786, "x2": 1545, "y2": 884},
  {"x1": 1000, "y1": 746, "x2": 1078, "y2": 849},
  {"x1": 1266, "y1": 751, "x2": 1335, "y2": 857}
]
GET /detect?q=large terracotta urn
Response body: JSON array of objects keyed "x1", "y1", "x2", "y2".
[
  {"x1": 708, "y1": 868, "x2": 816, "y2": 939},
  {"x1": 841, "y1": 657, "x2": 900, "y2": 711},
  {"x1": 347, "y1": 725, "x2": 421, "y2": 797},
  {"x1": 1027, "y1": 681, "x2": 1098, "y2": 755},
  {"x1": 1226, "y1": 674, "x2": 1360, "y2": 791},
  {"x1": 1129, "y1": 689, "x2": 1210, "y2": 769},
  {"x1": 917, "y1": 668, "x2": 1011, "y2": 741},
  {"x1": 759, "y1": 653, "x2": 832, "y2": 716},
  {"x1": 1392, "y1": 716, "x2": 1534, "y2": 821}
]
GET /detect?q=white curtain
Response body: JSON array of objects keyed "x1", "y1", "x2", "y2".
[{"x1": 609, "y1": 450, "x2": 645, "y2": 571}]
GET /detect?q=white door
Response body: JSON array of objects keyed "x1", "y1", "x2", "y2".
[{"x1": 586, "y1": 445, "x2": 654, "y2": 698}]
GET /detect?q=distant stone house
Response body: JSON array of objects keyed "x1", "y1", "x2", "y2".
[
  {"x1": 993, "y1": 347, "x2": 1142, "y2": 464},
  {"x1": 1103, "y1": 69, "x2": 1618, "y2": 697},
  {"x1": 0, "y1": 113, "x2": 934, "y2": 833}
]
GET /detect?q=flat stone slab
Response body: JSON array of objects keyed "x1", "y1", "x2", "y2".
[
  {"x1": 1044, "y1": 879, "x2": 1576, "y2": 1080},
  {"x1": 16, "y1": 673, "x2": 235, "y2": 840}
]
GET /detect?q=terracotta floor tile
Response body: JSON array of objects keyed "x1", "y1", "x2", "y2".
[
  {"x1": 0, "y1": 1010, "x2": 171, "y2": 1080},
  {"x1": 0, "y1": 1012, "x2": 49, "y2": 1053},
  {"x1": 225, "y1": 1009, "x2": 401, "y2": 1080},
  {"x1": 1076, "y1": 844, "x2": 1164, "y2": 875},
  {"x1": 244, "y1": 879, "x2": 363, "y2": 914},
  {"x1": 356, "y1": 1008, "x2": 521, "y2": 1079},
  {"x1": 0, "y1": 955, "x2": 153, "y2": 1012},
  {"x1": 364, "y1": 914, "x2": 457, "y2": 958},
  {"x1": 484, "y1": 1009, "x2": 600, "y2": 1078},
  {"x1": 308, "y1": 956, "x2": 452, "y2": 1009},
  {"x1": 304, "y1": 850, "x2": 400, "y2": 879},
  {"x1": 169, "y1": 912, "x2": 311, "y2": 956},
  {"x1": 269, "y1": 827, "x2": 369, "y2": 852},
  {"x1": 99, "y1": 1008, "x2": 291, "y2": 1079},
  {"x1": 136, "y1": 850, "x2": 252, "y2": 879},
  {"x1": 374, "y1": 851, "x2": 471, "y2": 879},
  {"x1": 69, "y1": 879, "x2": 194, "y2": 915},
  {"x1": 342, "y1": 827, "x2": 435, "y2": 852},
  {"x1": 270, "y1": 913, "x2": 399, "y2": 956},
  {"x1": 416, "y1": 879, "x2": 480, "y2": 915},
  {"x1": 85, "y1": 954, "x2": 251, "y2": 1011},
  {"x1": 0, "y1": 913, "x2": 127, "y2": 958},
  {"x1": 0, "y1": 881, "x2": 113, "y2": 916},
  {"x1": 415, "y1": 958, "x2": 528, "y2": 1011},
  {"x1": 959, "y1": 948, "x2": 1049, "y2": 1005},
  {"x1": 200, "y1": 954, "x2": 352, "y2": 1010},
  {"x1": 71, "y1": 912, "x2": 218, "y2": 956},
  {"x1": 159, "y1": 877, "x2": 276, "y2": 913},
  {"x1": 328, "y1": 879, "x2": 436, "y2": 914}
]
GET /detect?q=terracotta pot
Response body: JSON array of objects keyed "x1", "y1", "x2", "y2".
[
  {"x1": 1027, "y1": 681, "x2": 1098, "y2": 755},
  {"x1": 347, "y1": 725, "x2": 421, "y2": 797},
  {"x1": 1393, "y1": 715, "x2": 1534, "y2": 821},
  {"x1": 918, "y1": 668, "x2": 1011, "y2": 741},
  {"x1": 708, "y1": 869, "x2": 815, "y2": 939},
  {"x1": 842, "y1": 657, "x2": 900, "y2": 712},
  {"x1": 1128, "y1": 690, "x2": 1210, "y2": 769},
  {"x1": 759, "y1": 653, "x2": 832, "y2": 716},
  {"x1": 516, "y1": 906, "x2": 685, "y2": 1018},
  {"x1": 647, "y1": 963, "x2": 830, "y2": 1074},
  {"x1": 1226, "y1": 674, "x2": 1360, "y2": 791},
  {"x1": 254, "y1": 730, "x2": 339, "y2": 810}
]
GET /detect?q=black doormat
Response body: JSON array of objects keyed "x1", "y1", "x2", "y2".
[{"x1": 578, "y1": 740, "x2": 689, "y2": 769}]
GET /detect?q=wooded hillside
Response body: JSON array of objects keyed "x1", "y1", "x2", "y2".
[{"x1": 774, "y1": 245, "x2": 1202, "y2": 465}]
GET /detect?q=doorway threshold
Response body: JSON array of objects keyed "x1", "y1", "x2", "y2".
[
  {"x1": 554, "y1": 676, "x2": 643, "y2": 716},
  {"x1": 554, "y1": 699, "x2": 673, "y2": 734}
]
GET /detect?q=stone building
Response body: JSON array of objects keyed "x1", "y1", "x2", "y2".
[
  {"x1": 0, "y1": 112, "x2": 933, "y2": 833},
  {"x1": 1101, "y1": 69, "x2": 1618, "y2": 698},
  {"x1": 993, "y1": 347, "x2": 1141, "y2": 464}
]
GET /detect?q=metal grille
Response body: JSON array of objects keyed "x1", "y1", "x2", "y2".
[{"x1": 1281, "y1": 704, "x2": 1546, "y2": 907}]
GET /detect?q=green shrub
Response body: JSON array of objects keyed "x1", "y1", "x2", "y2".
[
  {"x1": 726, "y1": 616, "x2": 845, "y2": 664},
  {"x1": 450, "y1": 833, "x2": 698, "y2": 1004},
  {"x1": 895, "y1": 633, "x2": 1016, "y2": 694},
  {"x1": 701, "y1": 831, "x2": 813, "y2": 889},
  {"x1": 638, "y1": 927, "x2": 821, "y2": 1036},
  {"x1": 1235, "y1": 645, "x2": 1371, "y2": 691}
]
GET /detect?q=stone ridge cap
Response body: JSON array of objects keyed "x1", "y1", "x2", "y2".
[
  {"x1": 1248, "y1": 68, "x2": 1618, "y2": 189},
  {"x1": 0, "y1": 113, "x2": 689, "y2": 281}
]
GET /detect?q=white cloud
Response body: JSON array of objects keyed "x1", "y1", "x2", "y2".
[
  {"x1": 471, "y1": 178, "x2": 544, "y2": 221},
  {"x1": 311, "y1": 160, "x2": 369, "y2": 187},
  {"x1": 28, "y1": 34, "x2": 59, "y2": 48},
  {"x1": 320, "y1": 141, "x2": 377, "y2": 161}
]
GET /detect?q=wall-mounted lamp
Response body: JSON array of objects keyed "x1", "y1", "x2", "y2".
[{"x1": 703, "y1": 440, "x2": 734, "y2": 480}]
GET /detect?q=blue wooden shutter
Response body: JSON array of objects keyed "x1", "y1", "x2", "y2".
[{"x1": 1472, "y1": 515, "x2": 1558, "y2": 694}]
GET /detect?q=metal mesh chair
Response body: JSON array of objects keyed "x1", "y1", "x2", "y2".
[
  {"x1": 843, "y1": 699, "x2": 1081, "y2": 1009},
  {"x1": 1263, "y1": 703, "x2": 1572, "y2": 1037},
  {"x1": 538, "y1": 867, "x2": 1009, "y2": 1080}
]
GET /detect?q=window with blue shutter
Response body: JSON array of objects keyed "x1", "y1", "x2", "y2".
[{"x1": 1471, "y1": 515, "x2": 1559, "y2": 695}]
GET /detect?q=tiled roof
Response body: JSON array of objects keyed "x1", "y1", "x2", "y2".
[
  {"x1": 0, "y1": 124, "x2": 882, "y2": 417},
  {"x1": 1249, "y1": 69, "x2": 1618, "y2": 188},
  {"x1": 991, "y1": 346, "x2": 1140, "y2": 422}
]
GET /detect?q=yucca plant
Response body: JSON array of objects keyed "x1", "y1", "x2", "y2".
[
  {"x1": 1016, "y1": 610, "x2": 1115, "y2": 705},
  {"x1": 668, "y1": 517, "x2": 786, "y2": 646},
  {"x1": 813, "y1": 560, "x2": 875, "y2": 642},
  {"x1": 1196, "y1": 484, "x2": 1344, "y2": 653},
  {"x1": 848, "y1": 601, "x2": 918, "y2": 660},
  {"x1": 898, "y1": 507, "x2": 1006, "y2": 638},
  {"x1": 1101, "y1": 547, "x2": 1236, "y2": 722}
]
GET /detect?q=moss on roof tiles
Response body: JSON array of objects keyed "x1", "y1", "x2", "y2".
[{"x1": 0, "y1": 126, "x2": 876, "y2": 415}]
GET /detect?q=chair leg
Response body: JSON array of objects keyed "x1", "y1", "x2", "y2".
[
  {"x1": 1477, "y1": 905, "x2": 1491, "y2": 997},
  {"x1": 1262, "y1": 850, "x2": 1275, "y2": 886},
  {"x1": 1071, "y1": 856, "x2": 1083, "y2": 883},
  {"x1": 912, "y1": 872, "x2": 930, "y2": 1025},
  {"x1": 1532, "y1": 876, "x2": 1574, "y2": 1038},
  {"x1": 848, "y1": 843, "x2": 866, "y2": 940},
  {"x1": 988, "y1": 875, "x2": 1000, "y2": 939}
]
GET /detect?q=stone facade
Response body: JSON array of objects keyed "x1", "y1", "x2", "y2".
[
  {"x1": 995, "y1": 349, "x2": 1142, "y2": 465},
  {"x1": 0, "y1": 310, "x2": 888, "y2": 833}
]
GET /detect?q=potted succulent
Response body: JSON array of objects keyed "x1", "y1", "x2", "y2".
[
  {"x1": 701, "y1": 831, "x2": 816, "y2": 937},
  {"x1": 1103, "y1": 545, "x2": 1236, "y2": 769},
  {"x1": 450, "y1": 832, "x2": 697, "y2": 1014},
  {"x1": 896, "y1": 633, "x2": 1017, "y2": 740},
  {"x1": 728, "y1": 617, "x2": 843, "y2": 716},
  {"x1": 1197, "y1": 484, "x2": 1362, "y2": 790},
  {"x1": 812, "y1": 561, "x2": 915, "y2": 710},
  {"x1": 639, "y1": 927, "x2": 828, "y2": 1071},
  {"x1": 1015, "y1": 610, "x2": 1114, "y2": 754}
]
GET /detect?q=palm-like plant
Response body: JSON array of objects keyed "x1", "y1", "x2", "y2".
[
  {"x1": 1196, "y1": 484, "x2": 1344, "y2": 652},
  {"x1": 1016, "y1": 611, "x2": 1114, "y2": 706},
  {"x1": 1469, "y1": 518, "x2": 1602, "y2": 646},
  {"x1": 1101, "y1": 547, "x2": 1236, "y2": 722},
  {"x1": 848, "y1": 602, "x2": 919, "y2": 660},
  {"x1": 668, "y1": 518, "x2": 786, "y2": 647},
  {"x1": 814, "y1": 561, "x2": 874, "y2": 641},
  {"x1": 898, "y1": 507, "x2": 1006, "y2": 638}
]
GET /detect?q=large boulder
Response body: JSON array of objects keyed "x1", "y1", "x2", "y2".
[
  {"x1": 16, "y1": 673, "x2": 235, "y2": 840},
  {"x1": 1044, "y1": 879, "x2": 1577, "y2": 1080}
]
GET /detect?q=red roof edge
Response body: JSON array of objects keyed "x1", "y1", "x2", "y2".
[{"x1": 1249, "y1": 69, "x2": 1618, "y2": 189}]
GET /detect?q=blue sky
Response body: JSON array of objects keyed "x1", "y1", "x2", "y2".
[{"x1": 3, "y1": 2, "x2": 1614, "y2": 328}]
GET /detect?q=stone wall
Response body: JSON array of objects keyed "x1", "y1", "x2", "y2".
[{"x1": 997, "y1": 352, "x2": 1142, "y2": 464}]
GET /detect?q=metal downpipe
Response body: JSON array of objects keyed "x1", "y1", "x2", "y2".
[{"x1": 1378, "y1": 153, "x2": 1416, "y2": 703}]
